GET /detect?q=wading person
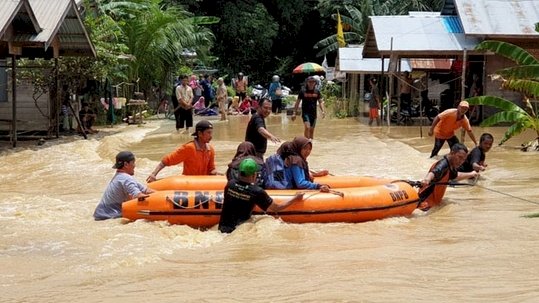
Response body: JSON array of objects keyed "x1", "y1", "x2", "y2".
[
  {"x1": 216, "y1": 77, "x2": 228, "y2": 121},
  {"x1": 175, "y1": 75, "x2": 194, "y2": 134},
  {"x1": 218, "y1": 158, "x2": 304, "y2": 233},
  {"x1": 428, "y1": 100, "x2": 478, "y2": 158},
  {"x1": 94, "y1": 151, "x2": 154, "y2": 220},
  {"x1": 458, "y1": 133, "x2": 494, "y2": 173},
  {"x1": 245, "y1": 98, "x2": 280, "y2": 158},
  {"x1": 368, "y1": 77, "x2": 381, "y2": 126},
  {"x1": 292, "y1": 76, "x2": 326, "y2": 139},
  {"x1": 418, "y1": 143, "x2": 479, "y2": 211},
  {"x1": 146, "y1": 120, "x2": 219, "y2": 182}
]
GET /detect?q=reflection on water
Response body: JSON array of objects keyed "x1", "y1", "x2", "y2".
[{"x1": 1, "y1": 114, "x2": 539, "y2": 302}]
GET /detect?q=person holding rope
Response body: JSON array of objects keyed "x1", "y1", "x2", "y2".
[
  {"x1": 218, "y1": 158, "x2": 304, "y2": 233},
  {"x1": 418, "y1": 143, "x2": 479, "y2": 211},
  {"x1": 458, "y1": 133, "x2": 494, "y2": 173}
]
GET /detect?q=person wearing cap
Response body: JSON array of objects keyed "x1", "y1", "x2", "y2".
[
  {"x1": 428, "y1": 100, "x2": 478, "y2": 158},
  {"x1": 418, "y1": 143, "x2": 479, "y2": 211},
  {"x1": 245, "y1": 97, "x2": 281, "y2": 158},
  {"x1": 216, "y1": 77, "x2": 228, "y2": 121},
  {"x1": 174, "y1": 75, "x2": 194, "y2": 133},
  {"x1": 93, "y1": 151, "x2": 154, "y2": 220},
  {"x1": 218, "y1": 158, "x2": 304, "y2": 233},
  {"x1": 282, "y1": 136, "x2": 330, "y2": 191},
  {"x1": 146, "y1": 120, "x2": 219, "y2": 182},
  {"x1": 291, "y1": 76, "x2": 326, "y2": 139}
]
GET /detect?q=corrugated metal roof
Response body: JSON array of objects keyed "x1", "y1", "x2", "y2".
[
  {"x1": 0, "y1": 1, "x2": 21, "y2": 37},
  {"x1": 0, "y1": 0, "x2": 95, "y2": 57},
  {"x1": 28, "y1": 0, "x2": 71, "y2": 45},
  {"x1": 338, "y1": 47, "x2": 411, "y2": 73},
  {"x1": 0, "y1": 0, "x2": 40, "y2": 38},
  {"x1": 370, "y1": 14, "x2": 480, "y2": 53},
  {"x1": 455, "y1": 0, "x2": 539, "y2": 36}
]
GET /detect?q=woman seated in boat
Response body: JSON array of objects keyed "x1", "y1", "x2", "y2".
[
  {"x1": 226, "y1": 141, "x2": 265, "y2": 187},
  {"x1": 267, "y1": 137, "x2": 330, "y2": 191}
]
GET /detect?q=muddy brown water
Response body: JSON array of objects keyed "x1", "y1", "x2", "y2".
[{"x1": 1, "y1": 114, "x2": 538, "y2": 302}]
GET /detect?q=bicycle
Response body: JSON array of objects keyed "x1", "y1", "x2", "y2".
[{"x1": 156, "y1": 98, "x2": 172, "y2": 119}]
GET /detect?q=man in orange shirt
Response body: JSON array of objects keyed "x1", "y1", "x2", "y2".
[
  {"x1": 146, "y1": 120, "x2": 220, "y2": 182},
  {"x1": 428, "y1": 100, "x2": 477, "y2": 158}
]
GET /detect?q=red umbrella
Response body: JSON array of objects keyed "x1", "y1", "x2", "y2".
[{"x1": 292, "y1": 62, "x2": 326, "y2": 74}]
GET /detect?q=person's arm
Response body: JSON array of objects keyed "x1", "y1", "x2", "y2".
[
  {"x1": 146, "y1": 161, "x2": 166, "y2": 183},
  {"x1": 290, "y1": 165, "x2": 329, "y2": 191},
  {"x1": 428, "y1": 116, "x2": 440, "y2": 136},
  {"x1": 456, "y1": 170, "x2": 479, "y2": 181},
  {"x1": 467, "y1": 130, "x2": 478, "y2": 146},
  {"x1": 319, "y1": 98, "x2": 326, "y2": 118},
  {"x1": 311, "y1": 169, "x2": 329, "y2": 177},
  {"x1": 267, "y1": 192, "x2": 304, "y2": 212},
  {"x1": 420, "y1": 171, "x2": 436, "y2": 187},
  {"x1": 258, "y1": 126, "x2": 280, "y2": 144},
  {"x1": 291, "y1": 96, "x2": 301, "y2": 121}
]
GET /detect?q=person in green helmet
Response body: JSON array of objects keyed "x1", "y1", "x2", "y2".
[{"x1": 218, "y1": 158, "x2": 304, "y2": 233}]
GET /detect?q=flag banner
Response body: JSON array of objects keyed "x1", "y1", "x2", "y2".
[{"x1": 337, "y1": 12, "x2": 346, "y2": 47}]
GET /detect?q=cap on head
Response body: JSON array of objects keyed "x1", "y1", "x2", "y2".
[
  {"x1": 459, "y1": 101, "x2": 469, "y2": 108},
  {"x1": 239, "y1": 158, "x2": 260, "y2": 176},
  {"x1": 191, "y1": 120, "x2": 213, "y2": 136},
  {"x1": 272, "y1": 75, "x2": 280, "y2": 81},
  {"x1": 238, "y1": 72, "x2": 244, "y2": 77},
  {"x1": 112, "y1": 151, "x2": 135, "y2": 169},
  {"x1": 307, "y1": 76, "x2": 316, "y2": 82}
]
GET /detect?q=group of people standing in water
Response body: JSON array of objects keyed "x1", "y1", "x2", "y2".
[{"x1": 93, "y1": 89, "x2": 494, "y2": 233}]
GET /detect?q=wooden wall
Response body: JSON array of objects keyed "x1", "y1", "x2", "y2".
[{"x1": 0, "y1": 78, "x2": 50, "y2": 132}]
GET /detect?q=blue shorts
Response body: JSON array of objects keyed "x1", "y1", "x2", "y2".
[{"x1": 302, "y1": 113, "x2": 317, "y2": 127}]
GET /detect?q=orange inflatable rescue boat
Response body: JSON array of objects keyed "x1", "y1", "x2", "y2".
[
  {"x1": 123, "y1": 181, "x2": 419, "y2": 228},
  {"x1": 147, "y1": 175, "x2": 394, "y2": 191}
]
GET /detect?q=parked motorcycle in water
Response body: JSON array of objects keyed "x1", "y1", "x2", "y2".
[{"x1": 386, "y1": 91, "x2": 439, "y2": 124}]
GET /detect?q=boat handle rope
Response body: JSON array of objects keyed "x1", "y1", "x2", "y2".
[
  {"x1": 164, "y1": 190, "x2": 344, "y2": 208},
  {"x1": 394, "y1": 179, "x2": 539, "y2": 206}
]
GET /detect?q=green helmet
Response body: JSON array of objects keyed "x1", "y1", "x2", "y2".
[{"x1": 239, "y1": 158, "x2": 260, "y2": 176}]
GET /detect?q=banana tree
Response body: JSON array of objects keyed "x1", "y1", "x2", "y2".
[{"x1": 467, "y1": 38, "x2": 539, "y2": 151}]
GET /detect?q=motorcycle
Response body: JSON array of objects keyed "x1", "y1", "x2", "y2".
[
  {"x1": 251, "y1": 84, "x2": 268, "y2": 101},
  {"x1": 385, "y1": 91, "x2": 439, "y2": 124}
]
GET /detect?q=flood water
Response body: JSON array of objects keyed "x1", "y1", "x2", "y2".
[{"x1": 1, "y1": 114, "x2": 538, "y2": 302}]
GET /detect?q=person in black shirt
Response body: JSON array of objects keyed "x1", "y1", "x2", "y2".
[
  {"x1": 292, "y1": 76, "x2": 326, "y2": 139},
  {"x1": 245, "y1": 98, "x2": 280, "y2": 158},
  {"x1": 218, "y1": 158, "x2": 303, "y2": 233},
  {"x1": 458, "y1": 133, "x2": 494, "y2": 173}
]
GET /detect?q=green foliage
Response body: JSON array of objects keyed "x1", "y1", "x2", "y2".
[
  {"x1": 468, "y1": 39, "x2": 539, "y2": 147},
  {"x1": 321, "y1": 81, "x2": 342, "y2": 98},
  {"x1": 522, "y1": 212, "x2": 539, "y2": 218}
]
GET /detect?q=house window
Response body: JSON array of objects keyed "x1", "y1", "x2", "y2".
[{"x1": 0, "y1": 60, "x2": 7, "y2": 103}]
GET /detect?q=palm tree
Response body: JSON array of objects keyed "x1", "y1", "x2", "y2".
[
  {"x1": 98, "y1": 0, "x2": 218, "y2": 95},
  {"x1": 467, "y1": 39, "x2": 539, "y2": 151}
]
